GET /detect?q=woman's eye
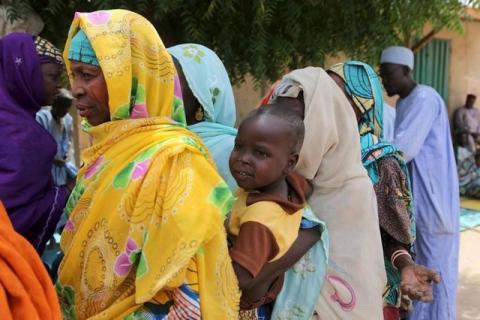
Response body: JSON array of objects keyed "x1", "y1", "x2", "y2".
[{"x1": 82, "y1": 72, "x2": 94, "y2": 80}]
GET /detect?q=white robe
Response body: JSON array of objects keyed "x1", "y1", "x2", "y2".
[{"x1": 275, "y1": 67, "x2": 386, "y2": 319}]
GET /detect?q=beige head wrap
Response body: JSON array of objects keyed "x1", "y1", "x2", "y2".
[{"x1": 272, "y1": 67, "x2": 386, "y2": 319}]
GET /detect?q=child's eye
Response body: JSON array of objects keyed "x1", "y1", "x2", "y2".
[
  {"x1": 233, "y1": 143, "x2": 241, "y2": 151},
  {"x1": 255, "y1": 150, "x2": 268, "y2": 158}
]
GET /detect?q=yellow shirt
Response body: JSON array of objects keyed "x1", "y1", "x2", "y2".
[{"x1": 229, "y1": 189, "x2": 302, "y2": 262}]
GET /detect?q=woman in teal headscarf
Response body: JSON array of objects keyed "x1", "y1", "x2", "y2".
[
  {"x1": 327, "y1": 61, "x2": 440, "y2": 320},
  {"x1": 168, "y1": 44, "x2": 237, "y2": 190}
]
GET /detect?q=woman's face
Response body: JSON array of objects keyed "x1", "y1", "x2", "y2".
[
  {"x1": 70, "y1": 60, "x2": 110, "y2": 126},
  {"x1": 328, "y1": 72, "x2": 362, "y2": 122},
  {"x1": 173, "y1": 58, "x2": 202, "y2": 125},
  {"x1": 41, "y1": 63, "x2": 62, "y2": 105}
]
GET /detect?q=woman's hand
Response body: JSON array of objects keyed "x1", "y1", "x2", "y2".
[{"x1": 400, "y1": 264, "x2": 441, "y2": 303}]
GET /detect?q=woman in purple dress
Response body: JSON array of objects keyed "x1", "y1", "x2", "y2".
[{"x1": 0, "y1": 33, "x2": 71, "y2": 254}]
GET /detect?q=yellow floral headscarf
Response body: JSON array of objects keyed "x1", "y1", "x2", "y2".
[{"x1": 57, "y1": 10, "x2": 239, "y2": 319}]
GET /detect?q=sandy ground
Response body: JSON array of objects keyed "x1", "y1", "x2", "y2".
[{"x1": 457, "y1": 227, "x2": 480, "y2": 320}]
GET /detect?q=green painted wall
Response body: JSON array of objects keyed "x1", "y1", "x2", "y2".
[{"x1": 414, "y1": 39, "x2": 451, "y2": 104}]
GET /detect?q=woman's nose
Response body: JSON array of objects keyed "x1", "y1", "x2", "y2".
[{"x1": 71, "y1": 81, "x2": 85, "y2": 98}]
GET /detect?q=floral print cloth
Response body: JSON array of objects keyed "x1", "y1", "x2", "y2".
[{"x1": 57, "y1": 9, "x2": 239, "y2": 319}]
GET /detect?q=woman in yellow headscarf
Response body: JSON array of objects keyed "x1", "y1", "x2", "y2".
[{"x1": 56, "y1": 9, "x2": 239, "y2": 319}]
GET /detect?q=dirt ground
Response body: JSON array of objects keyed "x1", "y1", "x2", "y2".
[{"x1": 457, "y1": 228, "x2": 480, "y2": 320}]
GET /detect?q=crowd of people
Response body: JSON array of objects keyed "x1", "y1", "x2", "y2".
[
  {"x1": 0, "y1": 9, "x2": 462, "y2": 320},
  {"x1": 454, "y1": 93, "x2": 480, "y2": 198}
]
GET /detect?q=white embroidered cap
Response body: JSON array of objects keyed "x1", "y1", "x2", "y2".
[{"x1": 380, "y1": 46, "x2": 414, "y2": 70}]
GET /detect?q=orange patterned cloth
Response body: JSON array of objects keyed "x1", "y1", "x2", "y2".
[{"x1": 0, "y1": 201, "x2": 61, "y2": 320}]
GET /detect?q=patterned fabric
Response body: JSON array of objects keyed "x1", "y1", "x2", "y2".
[
  {"x1": 57, "y1": 10, "x2": 239, "y2": 319},
  {"x1": 126, "y1": 284, "x2": 201, "y2": 320},
  {"x1": 329, "y1": 61, "x2": 383, "y2": 138},
  {"x1": 168, "y1": 43, "x2": 238, "y2": 190},
  {"x1": 67, "y1": 29, "x2": 99, "y2": 66},
  {"x1": 34, "y1": 36, "x2": 63, "y2": 65},
  {"x1": 270, "y1": 207, "x2": 328, "y2": 320},
  {"x1": 328, "y1": 61, "x2": 415, "y2": 307},
  {"x1": 374, "y1": 158, "x2": 414, "y2": 245},
  {"x1": 457, "y1": 146, "x2": 480, "y2": 198},
  {"x1": 239, "y1": 305, "x2": 270, "y2": 320}
]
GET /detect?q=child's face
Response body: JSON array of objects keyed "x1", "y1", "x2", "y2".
[{"x1": 229, "y1": 115, "x2": 297, "y2": 192}]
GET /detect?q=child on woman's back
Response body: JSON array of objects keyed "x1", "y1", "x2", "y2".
[{"x1": 227, "y1": 104, "x2": 315, "y2": 317}]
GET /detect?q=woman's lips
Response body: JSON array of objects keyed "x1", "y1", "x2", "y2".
[{"x1": 76, "y1": 105, "x2": 92, "y2": 118}]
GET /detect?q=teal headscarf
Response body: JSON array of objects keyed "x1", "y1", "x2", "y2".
[
  {"x1": 329, "y1": 61, "x2": 405, "y2": 183},
  {"x1": 328, "y1": 61, "x2": 415, "y2": 307},
  {"x1": 67, "y1": 29, "x2": 99, "y2": 66},
  {"x1": 168, "y1": 43, "x2": 237, "y2": 190}
]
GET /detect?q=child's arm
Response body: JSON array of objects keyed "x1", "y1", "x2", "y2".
[
  {"x1": 229, "y1": 221, "x2": 279, "y2": 291},
  {"x1": 243, "y1": 226, "x2": 321, "y2": 289},
  {"x1": 232, "y1": 263, "x2": 255, "y2": 290}
]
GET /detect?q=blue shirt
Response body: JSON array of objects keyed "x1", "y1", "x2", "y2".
[
  {"x1": 393, "y1": 85, "x2": 459, "y2": 235},
  {"x1": 383, "y1": 102, "x2": 396, "y2": 142},
  {"x1": 36, "y1": 108, "x2": 77, "y2": 185}
]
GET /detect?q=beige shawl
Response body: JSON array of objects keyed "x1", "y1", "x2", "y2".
[{"x1": 273, "y1": 67, "x2": 386, "y2": 319}]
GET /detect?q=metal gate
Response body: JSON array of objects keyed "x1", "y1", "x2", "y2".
[{"x1": 413, "y1": 39, "x2": 451, "y2": 104}]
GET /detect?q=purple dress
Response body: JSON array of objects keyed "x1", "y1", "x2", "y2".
[{"x1": 0, "y1": 33, "x2": 67, "y2": 254}]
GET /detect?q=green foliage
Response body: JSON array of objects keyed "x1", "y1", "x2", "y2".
[{"x1": 2, "y1": 0, "x2": 477, "y2": 83}]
